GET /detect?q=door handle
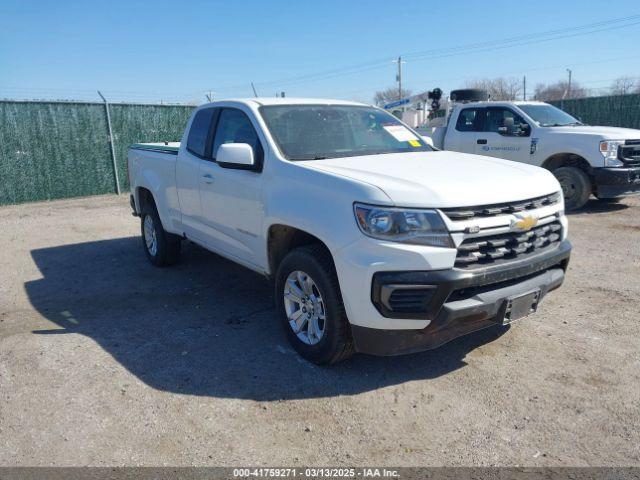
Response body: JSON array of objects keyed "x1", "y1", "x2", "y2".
[
  {"x1": 202, "y1": 174, "x2": 214, "y2": 184},
  {"x1": 477, "y1": 139, "x2": 488, "y2": 145}
]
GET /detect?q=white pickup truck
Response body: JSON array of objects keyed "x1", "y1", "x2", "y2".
[
  {"x1": 422, "y1": 98, "x2": 640, "y2": 210},
  {"x1": 127, "y1": 98, "x2": 571, "y2": 364}
]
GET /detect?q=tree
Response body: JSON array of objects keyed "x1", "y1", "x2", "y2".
[
  {"x1": 610, "y1": 76, "x2": 638, "y2": 95},
  {"x1": 464, "y1": 77, "x2": 522, "y2": 101},
  {"x1": 533, "y1": 81, "x2": 586, "y2": 102},
  {"x1": 374, "y1": 87, "x2": 412, "y2": 106}
]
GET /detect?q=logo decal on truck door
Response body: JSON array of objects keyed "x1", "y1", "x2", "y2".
[{"x1": 530, "y1": 138, "x2": 539, "y2": 155}]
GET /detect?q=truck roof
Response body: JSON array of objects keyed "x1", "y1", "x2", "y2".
[{"x1": 203, "y1": 97, "x2": 369, "y2": 108}]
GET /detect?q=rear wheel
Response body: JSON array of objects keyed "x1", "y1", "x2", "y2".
[
  {"x1": 140, "y1": 203, "x2": 181, "y2": 267},
  {"x1": 553, "y1": 166, "x2": 591, "y2": 210},
  {"x1": 275, "y1": 245, "x2": 354, "y2": 364}
]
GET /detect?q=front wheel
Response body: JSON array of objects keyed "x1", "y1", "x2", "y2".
[
  {"x1": 553, "y1": 166, "x2": 591, "y2": 210},
  {"x1": 275, "y1": 245, "x2": 354, "y2": 365}
]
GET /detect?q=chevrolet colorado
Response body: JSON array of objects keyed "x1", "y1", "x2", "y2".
[
  {"x1": 422, "y1": 97, "x2": 640, "y2": 210},
  {"x1": 127, "y1": 98, "x2": 571, "y2": 364}
]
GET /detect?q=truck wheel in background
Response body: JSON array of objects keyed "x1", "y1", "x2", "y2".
[
  {"x1": 140, "y1": 204, "x2": 181, "y2": 267},
  {"x1": 552, "y1": 166, "x2": 591, "y2": 210},
  {"x1": 275, "y1": 244, "x2": 354, "y2": 365}
]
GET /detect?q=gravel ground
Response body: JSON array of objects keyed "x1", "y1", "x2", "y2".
[{"x1": 0, "y1": 194, "x2": 638, "y2": 467}]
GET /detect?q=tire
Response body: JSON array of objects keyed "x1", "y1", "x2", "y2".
[
  {"x1": 140, "y1": 202, "x2": 181, "y2": 267},
  {"x1": 449, "y1": 89, "x2": 490, "y2": 102},
  {"x1": 552, "y1": 166, "x2": 591, "y2": 210},
  {"x1": 275, "y1": 244, "x2": 354, "y2": 365}
]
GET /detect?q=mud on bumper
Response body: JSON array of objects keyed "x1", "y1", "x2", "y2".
[{"x1": 352, "y1": 240, "x2": 571, "y2": 356}]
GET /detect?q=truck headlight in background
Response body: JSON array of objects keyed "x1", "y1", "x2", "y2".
[
  {"x1": 354, "y1": 203, "x2": 454, "y2": 248},
  {"x1": 599, "y1": 140, "x2": 625, "y2": 167}
]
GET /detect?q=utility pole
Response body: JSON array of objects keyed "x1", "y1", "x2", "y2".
[
  {"x1": 566, "y1": 69, "x2": 572, "y2": 99},
  {"x1": 393, "y1": 56, "x2": 406, "y2": 101},
  {"x1": 523, "y1": 76, "x2": 527, "y2": 101}
]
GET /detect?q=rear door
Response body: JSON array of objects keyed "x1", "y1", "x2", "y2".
[
  {"x1": 198, "y1": 107, "x2": 265, "y2": 268},
  {"x1": 176, "y1": 107, "x2": 218, "y2": 242},
  {"x1": 445, "y1": 107, "x2": 487, "y2": 153}
]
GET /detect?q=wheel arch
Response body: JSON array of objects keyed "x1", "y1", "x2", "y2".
[
  {"x1": 135, "y1": 186, "x2": 156, "y2": 213},
  {"x1": 267, "y1": 224, "x2": 334, "y2": 279},
  {"x1": 541, "y1": 153, "x2": 593, "y2": 174}
]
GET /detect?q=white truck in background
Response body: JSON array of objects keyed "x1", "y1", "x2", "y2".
[
  {"x1": 127, "y1": 98, "x2": 571, "y2": 364},
  {"x1": 420, "y1": 90, "x2": 640, "y2": 210}
]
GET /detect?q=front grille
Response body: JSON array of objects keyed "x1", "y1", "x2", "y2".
[
  {"x1": 441, "y1": 193, "x2": 561, "y2": 220},
  {"x1": 618, "y1": 140, "x2": 640, "y2": 166},
  {"x1": 455, "y1": 220, "x2": 562, "y2": 268},
  {"x1": 387, "y1": 287, "x2": 434, "y2": 313}
]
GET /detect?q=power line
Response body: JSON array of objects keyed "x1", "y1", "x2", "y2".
[{"x1": 208, "y1": 13, "x2": 640, "y2": 93}]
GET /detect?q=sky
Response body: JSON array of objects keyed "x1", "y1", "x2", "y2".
[{"x1": 1, "y1": 0, "x2": 640, "y2": 104}]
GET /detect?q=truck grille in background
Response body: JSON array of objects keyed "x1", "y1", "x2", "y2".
[
  {"x1": 440, "y1": 193, "x2": 561, "y2": 220},
  {"x1": 619, "y1": 140, "x2": 640, "y2": 166},
  {"x1": 455, "y1": 220, "x2": 562, "y2": 268}
]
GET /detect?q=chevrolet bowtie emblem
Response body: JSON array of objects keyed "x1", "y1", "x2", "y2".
[{"x1": 511, "y1": 214, "x2": 539, "y2": 231}]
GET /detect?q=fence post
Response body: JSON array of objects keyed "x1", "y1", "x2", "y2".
[{"x1": 97, "y1": 91, "x2": 121, "y2": 195}]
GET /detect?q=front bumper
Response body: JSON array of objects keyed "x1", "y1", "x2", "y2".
[
  {"x1": 593, "y1": 166, "x2": 640, "y2": 198},
  {"x1": 351, "y1": 240, "x2": 571, "y2": 356}
]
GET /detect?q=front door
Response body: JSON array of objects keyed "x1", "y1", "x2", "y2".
[
  {"x1": 475, "y1": 107, "x2": 532, "y2": 163},
  {"x1": 198, "y1": 107, "x2": 264, "y2": 268}
]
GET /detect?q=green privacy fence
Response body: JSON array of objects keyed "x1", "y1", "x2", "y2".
[
  {"x1": 0, "y1": 100, "x2": 194, "y2": 205},
  {"x1": 551, "y1": 94, "x2": 640, "y2": 129}
]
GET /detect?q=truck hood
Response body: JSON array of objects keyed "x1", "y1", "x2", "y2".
[
  {"x1": 304, "y1": 151, "x2": 560, "y2": 208},
  {"x1": 546, "y1": 125, "x2": 640, "y2": 140}
]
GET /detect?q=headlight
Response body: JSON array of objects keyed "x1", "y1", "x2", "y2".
[
  {"x1": 354, "y1": 203, "x2": 454, "y2": 248},
  {"x1": 599, "y1": 140, "x2": 625, "y2": 167}
]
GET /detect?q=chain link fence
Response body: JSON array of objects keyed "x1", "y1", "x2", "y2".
[
  {"x1": 0, "y1": 100, "x2": 194, "y2": 205},
  {"x1": 551, "y1": 94, "x2": 640, "y2": 129},
  {"x1": 2, "y1": 95, "x2": 640, "y2": 206}
]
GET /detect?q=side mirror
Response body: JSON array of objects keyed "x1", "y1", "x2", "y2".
[
  {"x1": 216, "y1": 143, "x2": 255, "y2": 169},
  {"x1": 499, "y1": 117, "x2": 516, "y2": 136},
  {"x1": 520, "y1": 123, "x2": 531, "y2": 136}
]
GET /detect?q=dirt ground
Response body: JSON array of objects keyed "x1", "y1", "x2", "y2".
[{"x1": 0, "y1": 194, "x2": 638, "y2": 467}]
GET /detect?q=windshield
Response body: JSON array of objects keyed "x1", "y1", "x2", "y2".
[
  {"x1": 518, "y1": 104, "x2": 583, "y2": 127},
  {"x1": 259, "y1": 104, "x2": 431, "y2": 160}
]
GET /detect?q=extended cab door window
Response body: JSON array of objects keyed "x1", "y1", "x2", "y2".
[
  {"x1": 455, "y1": 108, "x2": 485, "y2": 132},
  {"x1": 211, "y1": 108, "x2": 264, "y2": 169},
  {"x1": 450, "y1": 107, "x2": 485, "y2": 154},
  {"x1": 186, "y1": 108, "x2": 218, "y2": 158}
]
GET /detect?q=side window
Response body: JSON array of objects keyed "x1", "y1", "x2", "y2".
[
  {"x1": 212, "y1": 108, "x2": 263, "y2": 164},
  {"x1": 486, "y1": 108, "x2": 527, "y2": 133},
  {"x1": 455, "y1": 108, "x2": 484, "y2": 132},
  {"x1": 186, "y1": 108, "x2": 217, "y2": 157}
]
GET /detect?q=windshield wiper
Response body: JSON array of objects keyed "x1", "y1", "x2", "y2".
[
  {"x1": 289, "y1": 155, "x2": 329, "y2": 161},
  {"x1": 544, "y1": 122, "x2": 584, "y2": 127}
]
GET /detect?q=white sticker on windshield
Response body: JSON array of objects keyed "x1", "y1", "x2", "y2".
[{"x1": 383, "y1": 125, "x2": 419, "y2": 142}]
